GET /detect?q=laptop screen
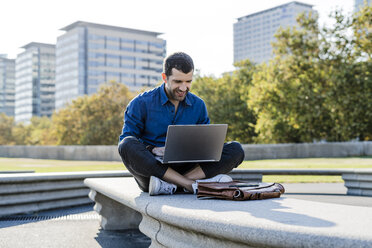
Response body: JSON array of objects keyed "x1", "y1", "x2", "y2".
[{"x1": 161, "y1": 124, "x2": 228, "y2": 164}]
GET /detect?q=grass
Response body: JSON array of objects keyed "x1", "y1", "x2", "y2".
[
  {"x1": 1, "y1": 157, "x2": 371, "y2": 183},
  {"x1": 0, "y1": 158, "x2": 124, "y2": 173}
]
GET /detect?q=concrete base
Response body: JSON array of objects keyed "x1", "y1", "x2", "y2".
[
  {"x1": 140, "y1": 215, "x2": 254, "y2": 248},
  {"x1": 89, "y1": 190, "x2": 142, "y2": 230}
]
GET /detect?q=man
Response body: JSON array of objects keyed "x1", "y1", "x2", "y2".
[{"x1": 118, "y1": 52, "x2": 244, "y2": 196}]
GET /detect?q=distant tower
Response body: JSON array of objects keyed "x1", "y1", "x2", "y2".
[
  {"x1": 15, "y1": 43, "x2": 55, "y2": 123},
  {"x1": 55, "y1": 21, "x2": 166, "y2": 110},
  {"x1": 234, "y1": 1, "x2": 315, "y2": 64},
  {"x1": 0, "y1": 55, "x2": 15, "y2": 116}
]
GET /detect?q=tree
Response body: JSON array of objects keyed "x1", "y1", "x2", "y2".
[
  {"x1": 8, "y1": 116, "x2": 57, "y2": 145},
  {"x1": 28, "y1": 117, "x2": 56, "y2": 145},
  {"x1": 52, "y1": 81, "x2": 133, "y2": 145},
  {"x1": 249, "y1": 6, "x2": 372, "y2": 143},
  {"x1": 192, "y1": 60, "x2": 257, "y2": 143},
  {"x1": 0, "y1": 113, "x2": 15, "y2": 145},
  {"x1": 250, "y1": 11, "x2": 331, "y2": 143},
  {"x1": 325, "y1": 5, "x2": 372, "y2": 141}
]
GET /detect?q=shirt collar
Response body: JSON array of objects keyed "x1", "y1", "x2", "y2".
[
  {"x1": 160, "y1": 83, "x2": 192, "y2": 107},
  {"x1": 160, "y1": 83, "x2": 169, "y2": 105}
]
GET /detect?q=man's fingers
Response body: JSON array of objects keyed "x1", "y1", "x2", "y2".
[{"x1": 153, "y1": 147, "x2": 165, "y2": 156}]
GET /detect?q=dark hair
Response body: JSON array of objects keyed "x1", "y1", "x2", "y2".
[{"x1": 163, "y1": 52, "x2": 194, "y2": 77}]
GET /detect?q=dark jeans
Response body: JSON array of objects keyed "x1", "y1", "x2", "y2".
[{"x1": 118, "y1": 136, "x2": 245, "y2": 192}]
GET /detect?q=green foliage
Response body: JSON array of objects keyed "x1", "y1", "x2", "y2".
[
  {"x1": 0, "y1": 113, "x2": 15, "y2": 145},
  {"x1": 52, "y1": 81, "x2": 133, "y2": 145},
  {"x1": 0, "y1": 114, "x2": 55, "y2": 145},
  {"x1": 192, "y1": 60, "x2": 257, "y2": 143},
  {"x1": 11, "y1": 122, "x2": 31, "y2": 145},
  {"x1": 0, "y1": 82, "x2": 132, "y2": 146},
  {"x1": 249, "y1": 6, "x2": 372, "y2": 143},
  {"x1": 12, "y1": 117, "x2": 55, "y2": 145},
  {"x1": 29, "y1": 117, "x2": 56, "y2": 145}
]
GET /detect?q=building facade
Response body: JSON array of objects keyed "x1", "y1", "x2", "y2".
[
  {"x1": 55, "y1": 21, "x2": 166, "y2": 110},
  {"x1": 233, "y1": 1, "x2": 315, "y2": 64},
  {"x1": 15, "y1": 42, "x2": 55, "y2": 123},
  {"x1": 0, "y1": 55, "x2": 15, "y2": 116}
]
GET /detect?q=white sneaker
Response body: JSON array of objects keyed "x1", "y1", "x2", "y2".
[
  {"x1": 192, "y1": 174, "x2": 233, "y2": 194},
  {"x1": 149, "y1": 176, "x2": 177, "y2": 196}
]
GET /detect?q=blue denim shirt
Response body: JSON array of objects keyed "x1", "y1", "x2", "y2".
[{"x1": 119, "y1": 83, "x2": 210, "y2": 147}]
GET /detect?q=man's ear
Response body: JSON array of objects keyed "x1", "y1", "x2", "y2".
[{"x1": 162, "y1": 73, "x2": 167, "y2": 83}]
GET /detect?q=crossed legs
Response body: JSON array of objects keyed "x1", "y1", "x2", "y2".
[
  {"x1": 118, "y1": 136, "x2": 245, "y2": 192},
  {"x1": 162, "y1": 166, "x2": 206, "y2": 192}
]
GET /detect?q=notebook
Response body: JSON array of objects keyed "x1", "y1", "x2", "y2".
[{"x1": 155, "y1": 124, "x2": 228, "y2": 164}]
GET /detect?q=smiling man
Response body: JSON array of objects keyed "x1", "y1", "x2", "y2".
[{"x1": 118, "y1": 52, "x2": 244, "y2": 195}]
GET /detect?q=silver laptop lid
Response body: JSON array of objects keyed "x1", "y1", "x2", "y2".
[{"x1": 162, "y1": 124, "x2": 228, "y2": 164}]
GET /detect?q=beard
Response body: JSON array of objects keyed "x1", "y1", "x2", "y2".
[{"x1": 166, "y1": 86, "x2": 189, "y2": 102}]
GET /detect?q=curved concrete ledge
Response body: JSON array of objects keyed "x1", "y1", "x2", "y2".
[{"x1": 85, "y1": 177, "x2": 372, "y2": 248}]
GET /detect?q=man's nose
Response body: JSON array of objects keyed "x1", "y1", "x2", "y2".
[{"x1": 179, "y1": 82, "x2": 187, "y2": 91}]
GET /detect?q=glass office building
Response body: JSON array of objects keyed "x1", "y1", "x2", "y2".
[
  {"x1": 15, "y1": 42, "x2": 56, "y2": 123},
  {"x1": 0, "y1": 55, "x2": 15, "y2": 117},
  {"x1": 234, "y1": 1, "x2": 315, "y2": 64},
  {"x1": 56, "y1": 21, "x2": 166, "y2": 110}
]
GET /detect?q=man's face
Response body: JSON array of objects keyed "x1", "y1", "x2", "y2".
[{"x1": 163, "y1": 68, "x2": 193, "y2": 103}]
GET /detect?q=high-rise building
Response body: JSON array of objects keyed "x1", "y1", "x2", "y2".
[
  {"x1": 0, "y1": 55, "x2": 15, "y2": 117},
  {"x1": 355, "y1": 0, "x2": 371, "y2": 12},
  {"x1": 234, "y1": 1, "x2": 315, "y2": 64},
  {"x1": 55, "y1": 21, "x2": 166, "y2": 110},
  {"x1": 15, "y1": 42, "x2": 56, "y2": 123}
]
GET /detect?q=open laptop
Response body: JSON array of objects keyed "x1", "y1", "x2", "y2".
[{"x1": 155, "y1": 124, "x2": 228, "y2": 164}]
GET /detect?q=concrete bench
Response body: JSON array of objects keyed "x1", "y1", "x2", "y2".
[
  {"x1": 84, "y1": 177, "x2": 372, "y2": 248},
  {"x1": 230, "y1": 169, "x2": 372, "y2": 196}
]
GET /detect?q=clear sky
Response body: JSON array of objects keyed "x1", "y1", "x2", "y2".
[{"x1": 0, "y1": 0, "x2": 354, "y2": 77}]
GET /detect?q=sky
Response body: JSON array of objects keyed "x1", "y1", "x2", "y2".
[{"x1": 0, "y1": 0, "x2": 354, "y2": 77}]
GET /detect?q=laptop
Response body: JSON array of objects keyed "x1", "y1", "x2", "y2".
[{"x1": 155, "y1": 124, "x2": 228, "y2": 164}]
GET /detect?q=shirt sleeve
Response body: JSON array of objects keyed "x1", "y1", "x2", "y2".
[{"x1": 118, "y1": 97, "x2": 146, "y2": 143}]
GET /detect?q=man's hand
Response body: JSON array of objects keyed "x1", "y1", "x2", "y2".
[{"x1": 152, "y1": 147, "x2": 165, "y2": 156}]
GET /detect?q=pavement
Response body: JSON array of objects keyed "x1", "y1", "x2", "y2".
[{"x1": 1, "y1": 183, "x2": 372, "y2": 248}]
